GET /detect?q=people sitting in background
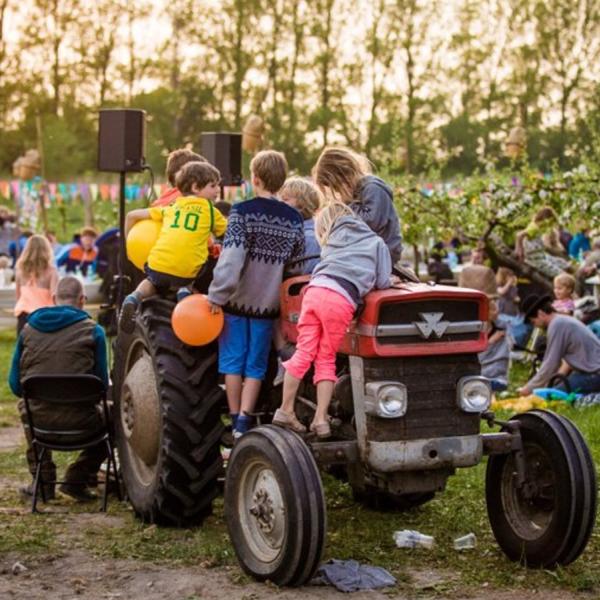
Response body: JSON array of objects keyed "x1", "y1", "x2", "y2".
[
  {"x1": 0, "y1": 255, "x2": 14, "y2": 287},
  {"x1": 468, "y1": 244, "x2": 486, "y2": 266},
  {"x1": 496, "y1": 267, "x2": 519, "y2": 317},
  {"x1": 9, "y1": 276, "x2": 109, "y2": 502},
  {"x1": 479, "y1": 300, "x2": 509, "y2": 392},
  {"x1": 280, "y1": 177, "x2": 322, "y2": 274},
  {"x1": 518, "y1": 294, "x2": 600, "y2": 396},
  {"x1": 152, "y1": 148, "x2": 207, "y2": 208},
  {"x1": 14, "y1": 235, "x2": 58, "y2": 333},
  {"x1": 9, "y1": 230, "x2": 33, "y2": 267},
  {"x1": 57, "y1": 226, "x2": 98, "y2": 277},
  {"x1": 552, "y1": 272, "x2": 576, "y2": 315},
  {"x1": 575, "y1": 237, "x2": 600, "y2": 296},
  {"x1": 458, "y1": 262, "x2": 498, "y2": 297},
  {"x1": 427, "y1": 252, "x2": 453, "y2": 284},
  {"x1": 515, "y1": 206, "x2": 572, "y2": 279},
  {"x1": 0, "y1": 205, "x2": 15, "y2": 257},
  {"x1": 568, "y1": 224, "x2": 591, "y2": 261},
  {"x1": 120, "y1": 161, "x2": 227, "y2": 333}
]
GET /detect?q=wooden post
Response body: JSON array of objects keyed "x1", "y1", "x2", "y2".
[{"x1": 34, "y1": 113, "x2": 49, "y2": 233}]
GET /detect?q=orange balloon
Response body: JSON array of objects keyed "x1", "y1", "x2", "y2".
[{"x1": 171, "y1": 294, "x2": 224, "y2": 346}]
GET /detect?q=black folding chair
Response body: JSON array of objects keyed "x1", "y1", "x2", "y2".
[{"x1": 21, "y1": 374, "x2": 121, "y2": 513}]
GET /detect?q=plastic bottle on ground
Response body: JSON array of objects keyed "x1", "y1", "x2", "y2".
[{"x1": 393, "y1": 530, "x2": 435, "y2": 549}]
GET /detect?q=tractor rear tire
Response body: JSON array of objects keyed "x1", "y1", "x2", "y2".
[
  {"x1": 486, "y1": 410, "x2": 596, "y2": 567},
  {"x1": 225, "y1": 426, "x2": 326, "y2": 586},
  {"x1": 113, "y1": 297, "x2": 225, "y2": 526}
]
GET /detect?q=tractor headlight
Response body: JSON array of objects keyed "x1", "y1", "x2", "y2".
[
  {"x1": 457, "y1": 377, "x2": 492, "y2": 413},
  {"x1": 365, "y1": 382, "x2": 407, "y2": 419}
]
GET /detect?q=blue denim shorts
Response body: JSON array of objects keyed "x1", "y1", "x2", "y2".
[{"x1": 218, "y1": 314, "x2": 274, "y2": 380}]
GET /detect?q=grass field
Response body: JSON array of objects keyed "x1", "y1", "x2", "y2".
[{"x1": 1, "y1": 328, "x2": 600, "y2": 596}]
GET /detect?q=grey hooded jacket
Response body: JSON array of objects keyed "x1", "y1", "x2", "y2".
[
  {"x1": 351, "y1": 175, "x2": 402, "y2": 262},
  {"x1": 310, "y1": 216, "x2": 392, "y2": 299}
]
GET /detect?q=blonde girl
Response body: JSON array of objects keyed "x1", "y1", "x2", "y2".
[
  {"x1": 14, "y1": 234, "x2": 58, "y2": 333},
  {"x1": 273, "y1": 202, "x2": 392, "y2": 438},
  {"x1": 279, "y1": 177, "x2": 322, "y2": 274},
  {"x1": 312, "y1": 147, "x2": 402, "y2": 262}
]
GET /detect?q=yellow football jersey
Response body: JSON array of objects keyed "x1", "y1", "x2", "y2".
[{"x1": 147, "y1": 196, "x2": 227, "y2": 278}]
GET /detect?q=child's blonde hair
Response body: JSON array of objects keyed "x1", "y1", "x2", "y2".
[
  {"x1": 16, "y1": 234, "x2": 54, "y2": 280},
  {"x1": 280, "y1": 178, "x2": 322, "y2": 219},
  {"x1": 250, "y1": 150, "x2": 288, "y2": 193},
  {"x1": 313, "y1": 147, "x2": 371, "y2": 203},
  {"x1": 496, "y1": 266, "x2": 515, "y2": 286},
  {"x1": 315, "y1": 202, "x2": 354, "y2": 246},
  {"x1": 554, "y1": 272, "x2": 575, "y2": 293}
]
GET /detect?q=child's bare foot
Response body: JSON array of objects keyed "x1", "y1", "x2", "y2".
[
  {"x1": 272, "y1": 408, "x2": 306, "y2": 433},
  {"x1": 309, "y1": 420, "x2": 331, "y2": 439}
]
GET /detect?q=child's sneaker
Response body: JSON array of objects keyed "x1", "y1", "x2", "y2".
[
  {"x1": 176, "y1": 287, "x2": 192, "y2": 302},
  {"x1": 119, "y1": 294, "x2": 140, "y2": 334}
]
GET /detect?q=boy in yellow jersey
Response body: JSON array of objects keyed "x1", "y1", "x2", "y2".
[{"x1": 119, "y1": 161, "x2": 227, "y2": 334}]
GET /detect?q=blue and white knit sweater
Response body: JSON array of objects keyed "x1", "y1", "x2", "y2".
[{"x1": 208, "y1": 197, "x2": 305, "y2": 318}]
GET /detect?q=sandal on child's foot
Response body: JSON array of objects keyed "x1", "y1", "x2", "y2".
[
  {"x1": 310, "y1": 421, "x2": 331, "y2": 439},
  {"x1": 272, "y1": 409, "x2": 306, "y2": 433}
]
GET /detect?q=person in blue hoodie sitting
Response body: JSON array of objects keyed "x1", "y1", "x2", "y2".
[{"x1": 9, "y1": 276, "x2": 109, "y2": 502}]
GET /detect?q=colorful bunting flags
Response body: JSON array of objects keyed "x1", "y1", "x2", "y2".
[{"x1": 0, "y1": 179, "x2": 154, "y2": 204}]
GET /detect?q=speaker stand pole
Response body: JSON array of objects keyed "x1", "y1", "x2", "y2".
[{"x1": 117, "y1": 171, "x2": 126, "y2": 309}]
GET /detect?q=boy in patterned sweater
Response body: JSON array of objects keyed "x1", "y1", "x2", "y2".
[{"x1": 208, "y1": 151, "x2": 305, "y2": 436}]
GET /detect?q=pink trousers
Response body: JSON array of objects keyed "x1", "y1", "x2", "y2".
[{"x1": 283, "y1": 286, "x2": 355, "y2": 384}]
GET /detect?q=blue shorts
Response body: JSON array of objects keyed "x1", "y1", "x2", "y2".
[{"x1": 218, "y1": 314, "x2": 274, "y2": 380}]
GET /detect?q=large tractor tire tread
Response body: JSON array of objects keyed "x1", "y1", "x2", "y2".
[{"x1": 115, "y1": 297, "x2": 225, "y2": 527}]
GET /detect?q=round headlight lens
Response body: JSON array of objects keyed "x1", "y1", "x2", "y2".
[
  {"x1": 378, "y1": 385, "x2": 407, "y2": 418},
  {"x1": 459, "y1": 379, "x2": 491, "y2": 413}
]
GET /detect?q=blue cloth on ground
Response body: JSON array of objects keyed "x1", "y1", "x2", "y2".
[{"x1": 311, "y1": 559, "x2": 396, "y2": 592}]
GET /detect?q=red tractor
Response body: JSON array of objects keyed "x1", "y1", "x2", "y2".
[{"x1": 113, "y1": 273, "x2": 596, "y2": 587}]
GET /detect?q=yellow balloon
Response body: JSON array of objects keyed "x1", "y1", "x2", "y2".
[{"x1": 127, "y1": 219, "x2": 162, "y2": 270}]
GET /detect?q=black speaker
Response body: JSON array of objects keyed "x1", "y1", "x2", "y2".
[
  {"x1": 200, "y1": 132, "x2": 242, "y2": 186},
  {"x1": 98, "y1": 109, "x2": 146, "y2": 172}
]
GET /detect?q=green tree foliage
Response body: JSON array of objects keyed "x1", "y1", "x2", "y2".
[{"x1": 1, "y1": 0, "x2": 600, "y2": 179}]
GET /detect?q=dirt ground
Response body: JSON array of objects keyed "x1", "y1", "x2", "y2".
[{"x1": 0, "y1": 426, "x2": 596, "y2": 600}]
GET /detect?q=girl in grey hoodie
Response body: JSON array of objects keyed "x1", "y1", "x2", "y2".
[
  {"x1": 273, "y1": 203, "x2": 392, "y2": 438},
  {"x1": 313, "y1": 147, "x2": 402, "y2": 262}
]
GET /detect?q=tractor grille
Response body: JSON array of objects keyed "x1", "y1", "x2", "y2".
[
  {"x1": 376, "y1": 299, "x2": 482, "y2": 345},
  {"x1": 363, "y1": 354, "x2": 481, "y2": 441}
]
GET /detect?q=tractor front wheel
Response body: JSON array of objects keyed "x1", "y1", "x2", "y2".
[
  {"x1": 225, "y1": 426, "x2": 326, "y2": 586},
  {"x1": 486, "y1": 410, "x2": 596, "y2": 567}
]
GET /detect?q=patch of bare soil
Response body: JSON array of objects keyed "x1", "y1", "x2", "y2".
[
  {"x1": 0, "y1": 552, "x2": 595, "y2": 600},
  {"x1": 0, "y1": 550, "x2": 407, "y2": 600},
  {"x1": 0, "y1": 427, "x2": 23, "y2": 451}
]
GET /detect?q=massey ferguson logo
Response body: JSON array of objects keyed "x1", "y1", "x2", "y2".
[{"x1": 414, "y1": 312, "x2": 450, "y2": 339}]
